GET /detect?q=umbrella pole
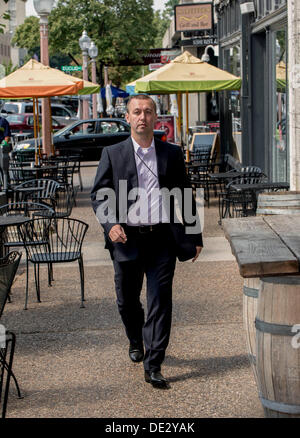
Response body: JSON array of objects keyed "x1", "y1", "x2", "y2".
[
  {"x1": 33, "y1": 97, "x2": 38, "y2": 165},
  {"x1": 48, "y1": 99, "x2": 55, "y2": 157},
  {"x1": 185, "y1": 91, "x2": 190, "y2": 162},
  {"x1": 177, "y1": 92, "x2": 182, "y2": 146},
  {"x1": 36, "y1": 100, "x2": 41, "y2": 162}
]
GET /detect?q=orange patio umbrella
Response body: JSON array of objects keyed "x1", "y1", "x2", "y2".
[
  {"x1": 0, "y1": 59, "x2": 84, "y2": 161},
  {"x1": 0, "y1": 59, "x2": 83, "y2": 98}
]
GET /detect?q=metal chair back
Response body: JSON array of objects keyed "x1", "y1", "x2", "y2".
[
  {"x1": 18, "y1": 218, "x2": 89, "y2": 308},
  {"x1": 0, "y1": 251, "x2": 21, "y2": 318},
  {"x1": 0, "y1": 202, "x2": 55, "y2": 250}
]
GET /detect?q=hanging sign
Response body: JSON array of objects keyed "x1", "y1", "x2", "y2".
[{"x1": 175, "y1": 2, "x2": 213, "y2": 32}]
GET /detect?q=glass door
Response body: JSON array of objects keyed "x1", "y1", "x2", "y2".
[{"x1": 272, "y1": 28, "x2": 288, "y2": 182}]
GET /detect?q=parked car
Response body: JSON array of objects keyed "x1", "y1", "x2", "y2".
[
  {"x1": 13, "y1": 118, "x2": 168, "y2": 161},
  {"x1": 7, "y1": 113, "x2": 66, "y2": 138},
  {"x1": 1, "y1": 101, "x2": 78, "y2": 126}
]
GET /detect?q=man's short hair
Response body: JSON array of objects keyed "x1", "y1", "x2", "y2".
[{"x1": 126, "y1": 94, "x2": 157, "y2": 113}]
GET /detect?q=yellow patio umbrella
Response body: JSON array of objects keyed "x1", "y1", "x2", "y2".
[
  {"x1": 132, "y1": 51, "x2": 242, "y2": 156},
  {"x1": 0, "y1": 59, "x2": 84, "y2": 161}
]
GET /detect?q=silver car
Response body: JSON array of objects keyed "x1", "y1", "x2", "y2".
[{"x1": 0, "y1": 101, "x2": 78, "y2": 127}]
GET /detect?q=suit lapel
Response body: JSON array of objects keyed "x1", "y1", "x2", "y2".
[{"x1": 120, "y1": 137, "x2": 138, "y2": 189}]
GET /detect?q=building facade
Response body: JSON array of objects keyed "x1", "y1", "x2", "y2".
[
  {"x1": 0, "y1": 0, "x2": 27, "y2": 69},
  {"x1": 216, "y1": 0, "x2": 288, "y2": 181}
]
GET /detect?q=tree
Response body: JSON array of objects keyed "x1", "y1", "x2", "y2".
[
  {"x1": 12, "y1": 16, "x2": 40, "y2": 57},
  {"x1": 153, "y1": 0, "x2": 179, "y2": 47},
  {"x1": 12, "y1": 0, "x2": 157, "y2": 86}
]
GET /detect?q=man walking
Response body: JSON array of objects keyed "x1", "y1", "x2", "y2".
[{"x1": 91, "y1": 94, "x2": 203, "y2": 389}]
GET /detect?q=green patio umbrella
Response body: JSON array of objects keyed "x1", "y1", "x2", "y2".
[
  {"x1": 132, "y1": 51, "x2": 241, "y2": 155},
  {"x1": 134, "y1": 51, "x2": 241, "y2": 94}
]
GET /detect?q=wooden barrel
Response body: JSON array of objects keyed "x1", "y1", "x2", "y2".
[
  {"x1": 256, "y1": 191, "x2": 300, "y2": 215},
  {"x1": 243, "y1": 278, "x2": 260, "y2": 387},
  {"x1": 255, "y1": 276, "x2": 300, "y2": 417}
]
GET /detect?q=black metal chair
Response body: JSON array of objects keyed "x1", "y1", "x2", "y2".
[
  {"x1": 218, "y1": 167, "x2": 266, "y2": 222},
  {"x1": 0, "y1": 201, "x2": 55, "y2": 252},
  {"x1": 48, "y1": 185, "x2": 76, "y2": 219},
  {"x1": 0, "y1": 202, "x2": 55, "y2": 309},
  {"x1": 0, "y1": 251, "x2": 23, "y2": 418},
  {"x1": 18, "y1": 218, "x2": 89, "y2": 309},
  {"x1": 187, "y1": 149, "x2": 218, "y2": 207},
  {"x1": 12, "y1": 179, "x2": 61, "y2": 208}
]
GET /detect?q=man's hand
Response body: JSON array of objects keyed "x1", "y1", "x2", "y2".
[
  {"x1": 109, "y1": 224, "x2": 127, "y2": 244},
  {"x1": 192, "y1": 246, "x2": 203, "y2": 263}
]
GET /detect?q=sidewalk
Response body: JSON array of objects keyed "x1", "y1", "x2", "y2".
[{"x1": 1, "y1": 165, "x2": 264, "y2": 418}]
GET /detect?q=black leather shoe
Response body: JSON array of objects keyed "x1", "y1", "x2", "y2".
[
  {"x1": 144, "y1": 370, "x2": 169, "y2": 389},
  {"x1": 129, "y1": 344, "x2": 144, "y2": 363}
]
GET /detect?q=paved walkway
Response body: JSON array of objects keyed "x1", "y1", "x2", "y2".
[{"x1": 1, "y1": 165, "x2": 264, "y2": 418}]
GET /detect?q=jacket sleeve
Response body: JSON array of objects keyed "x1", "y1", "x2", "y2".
[{"x1": 90, "y1": 147, "x2": 118, "y2": 236}]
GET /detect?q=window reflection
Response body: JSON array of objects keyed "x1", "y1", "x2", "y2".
[
  {"x1": 273, "y1": 29, "x2": 288, "y2": 182},
  {"x1": 225, "y1": 45, "x2": 242, "y2": 159}
]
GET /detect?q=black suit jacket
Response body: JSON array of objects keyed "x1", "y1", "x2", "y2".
[{"x1": 91, "y1": 137, "x2": 203, "y2": 262}]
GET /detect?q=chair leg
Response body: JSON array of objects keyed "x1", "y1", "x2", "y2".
[
  {"x1": 24, "y1": 258, "x2": 29, "y2": 310},
  {"x1": 1, "y1": 332, "x2": 16, "y2": 418},
  {"x1": 78, "y1": 170, "x2": 83, "y2": 191},
  {"x1": 34, "y1": 265, "x2": 41, "y2": 303},
  {"x1": 0, "y1": 351, "x2": 23, "y2": 400},
  {"x1": 47, "y1": 263, "x2": 53, "y2": 287},
  {"x1": 78, "y1": 256, "x2": 85, "y2": 308}
]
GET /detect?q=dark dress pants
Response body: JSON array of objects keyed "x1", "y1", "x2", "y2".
[{"x1": 113, "y1": 225, "x2": 176, "y2": 372}]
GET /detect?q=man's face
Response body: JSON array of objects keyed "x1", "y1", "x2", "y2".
[{"x1": 125, "y1": 98, "x2": 157, "y2": 137}]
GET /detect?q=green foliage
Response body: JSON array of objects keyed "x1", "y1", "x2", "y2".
[
  {"x1": 0, "y1": 11, "x2": 10, "y2": 34},
  {"x1": 48, "y1": 0, "x2": 156, "y2": 64},
  {"x1": 153, "y1": 0, "x2": 179, "y2": 47},
  {"x1": 164, "y1": 0, "x2": 180, "y2": 17},
  {"x1": 12, "y1": 0, "x2": 158, "y2": 85},
  {"x1": 1, "y1": 60, "x2": 18, "y2": 75},
  {"x1": 12, "y1": 16, "x2": 40, "y2": 56}
]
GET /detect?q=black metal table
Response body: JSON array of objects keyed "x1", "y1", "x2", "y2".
[
  {"x1": 229, "y1": 182, "x2": 290, "y2": 192},
  {"x1": 0, "y1": 215, "x2": 30, "y2": 258},
  {"x1": 229, "y1": 182, "x2": 290, "y2": 216}
]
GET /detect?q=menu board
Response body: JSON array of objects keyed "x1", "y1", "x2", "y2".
[{"x1": 154, "y1": 115, "x2": 176, "y2": 143}]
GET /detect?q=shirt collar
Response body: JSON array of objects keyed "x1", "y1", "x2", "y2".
[{"x1": 131, "y1": 136, "x2": 155, "y2": 155}]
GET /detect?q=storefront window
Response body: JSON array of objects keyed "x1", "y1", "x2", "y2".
[
  {"x1": 224, "y1": 45, "x2": 242, "y2": 159},
  {"x1": 272, "y1": 28, "x2": 288, "y2": 181}
]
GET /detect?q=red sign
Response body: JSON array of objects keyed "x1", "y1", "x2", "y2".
[
  {"x1": 155, "y1": 115, "x2": 176, "y2": 143},
  {"x1": 149, "y1": 63, "x2": 163, "y2": 71}
]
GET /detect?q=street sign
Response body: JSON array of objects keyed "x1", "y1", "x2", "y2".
[
  {"x1": 180, "y1": 37, "x2": 218, "y2": 47},
  {"x1": 61, "y1": 65, "x2": 82, "y2": 72},
  {"x1": 149, "y1": 63, "x2": 163, "y2": 71}
]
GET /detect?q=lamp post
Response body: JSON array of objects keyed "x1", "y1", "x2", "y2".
[
  {"x1": 33, "y1": 0, "x2": 54, "y2": 158},
  {"x1": 79, "y1": 30, "x2": 91, "y2": 120},
  {"x1": 88, "y1": 41, "x2": 98, "y2": 119}
]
